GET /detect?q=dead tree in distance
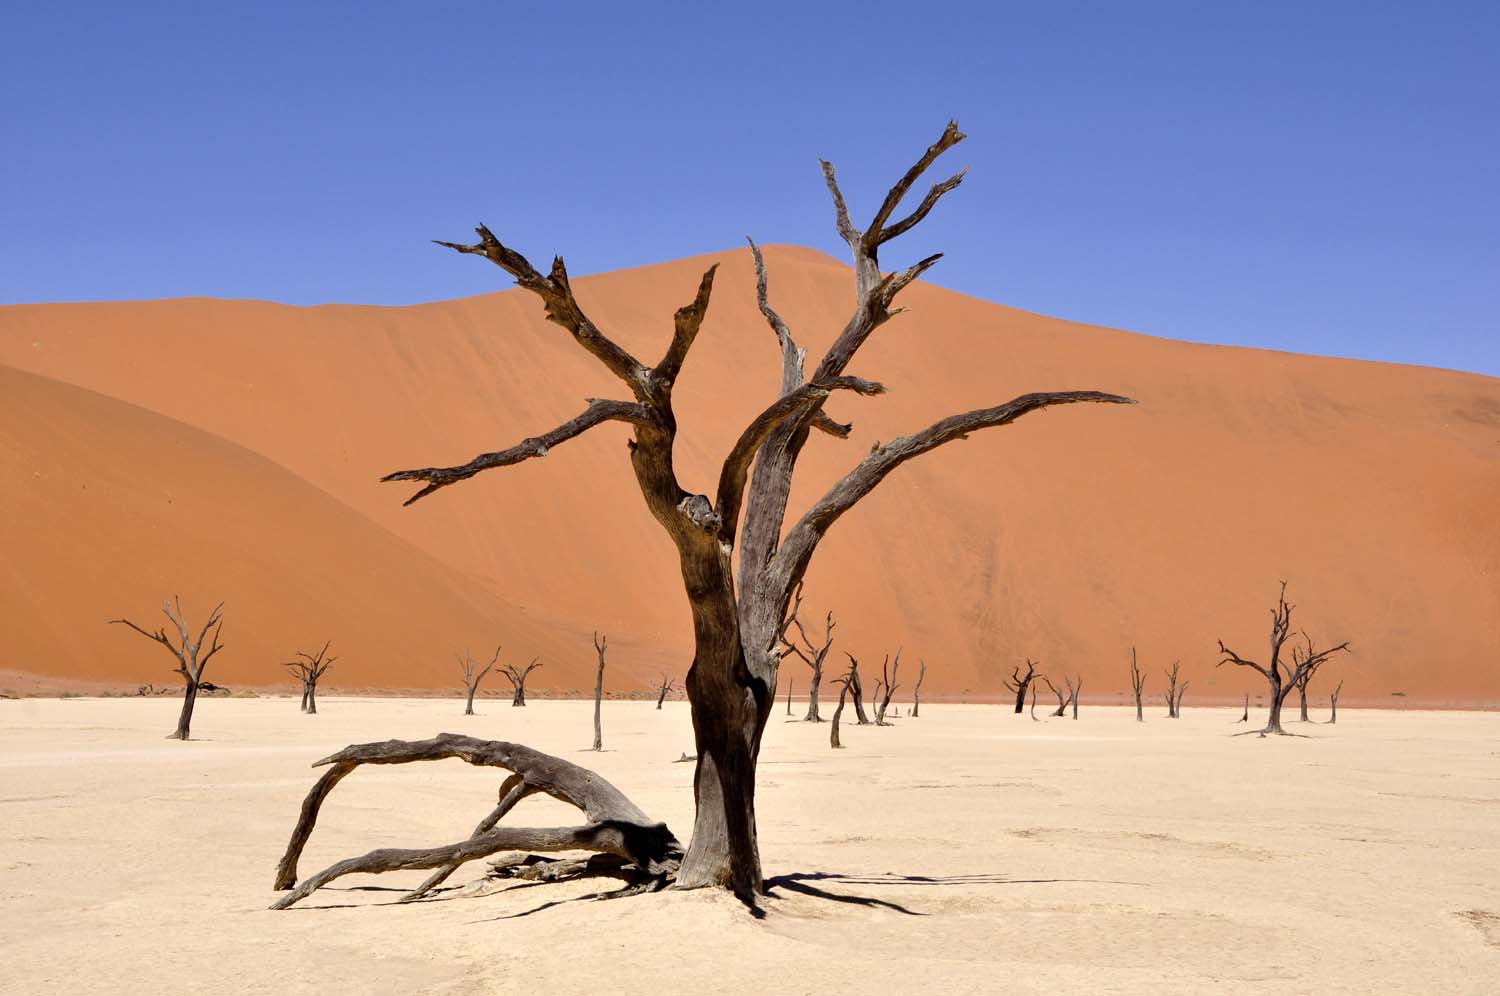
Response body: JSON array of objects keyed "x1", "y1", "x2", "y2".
[
  {"x1": 785, "y1": 676, "x2": 793, "y2": 715},
  {"x1": 110, "y1": 597, "x2": 224, "y2": 740},
  {"x1": 457, "y1": 646, "x2": 500, "y2": 716},
  {"x1": 911, "y1": 659, "x2": 927, "y2": 718},
  {"x1": 591, "y1": 633, "x2": 607, "y2": 752},
  {"x1": 1029, "y1": 683, "x2": 1040, "y2": 721},
  {"x1": 1163, "y1": 662, "x2": 1187, "y2": 719},
  {"x1": 829, "y1": 671, "x2": 854, "y2": 749},
  {"x1": 1129, "y1": 648, "x2": 1146, "y2": 722},
  {"x1": 874, "y1": 650, "x2": 901, "y2": 725},
  {"x1": 779, "y1": 582, "x2": 836, "y2": 722},
  {"x1": 285, "y1": 641, "x2": 336, "y2": 714},
  {"x1": 656, "y1": 673, "x2": 676, "y2": 710},
  {"x1": 1216, "y1": 582, "x2": 1351, "y2": 736},
  {"x1": 352, "y1": 121, "x2": 1133, "y2": 898},
  {"x1": 841, "y1": 652, "x2": 874, "y2": 725},
  {"x1": 1327, "y1": 679, "x2": 1344, "y2": 724},
  {"x1": 501, "y1": 656, "x2": 544, "y2": 707},
  {"x1": 1237, "y1": 692, "x2": 1250, "y2": 723},
  {"x1": 1042, "y1": 675, "x2": 1067, "y2": 717},
  {"x1": 1004, "y1": 659, "x2": 1038, "y2": 715},
  {"x1": 1064, "y1": 673, "x2": 1082, "y2": 719},
  {"x1": 1291, "y1": 631, "x2": 1332, "y2": 722}
]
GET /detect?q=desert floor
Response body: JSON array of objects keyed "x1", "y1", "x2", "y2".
[{"x1": 2, "y1": 697, "x2": 1496, "y2": 995}]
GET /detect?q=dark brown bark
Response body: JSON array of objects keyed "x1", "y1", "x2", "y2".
[
  {"x1": 1004, "y1": 659, "x2": 1038, "y2": 714},
  {"x1": 110, "y1": 596, "x2": 224, "y2": 740},
  {"x1": 1238, "y1": 692, "x2": 1250, "y2": 723},
  {"x1": 284, "y1": 641, "x2": 335, "y2": 715},
  {"x1": 1217, "y1": 582, "x2": 1351, "y2": 737},
  {"x1": 656, "y1": 672, "x2": 676, "y2": 710},
  {"x1": 501, "y1": 656, "x2": 544, "y2": 707},
  {"x1": 843, "y1": 653, "x2": 872, "y2": 725},
  {"x1": 911, "y1": 659, "x2": 926, "y2": 718},
  {"x1": 458, "y1": 645, "x2": 500, "y2": 716},
  {"x1": 270, "y1": 734, "x2": 681, "y2": 909},
  {"x1": 829, "y1": 674, "x2": 853, "y2": 749},
  {"x1": 1129, "y1": 647, "x2": 1146, "y2": 722},
  {"x1": 591, "y1": 633, "x2": 607, "y2": 752},
  {"x1": 380, "y1": 122, "x2": 1132, "y2": 896}
]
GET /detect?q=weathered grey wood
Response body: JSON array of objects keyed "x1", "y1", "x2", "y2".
[
  {"x1": 1327, "y1": 679, "x2": 1344, "y2": 724},
  {"x1": 1163, "y1": 662, "x2": 1186, "y2": 719},
  {"x1": 1064, "y1": 674, "x2": 1082, "y2": 719},
  {"x1": 655, "y1": 672, "x2": 676, "y2": 710},
  {"x1": 1042, "y1": 675, "x2": 1067, "y2": 717},
  {"x1": 829, "y1": 673, "x2": 853, "y2": 749},
  {"x1": 457, "y1": 645, "x2": 500, "y2": 716},
  {"x1": 110, "y1": 596, "x2": 224, "y2": 740},
  {"x1": 591, "y1": 633, "x2": 606, "y2": 751},
  {"x1": 1217, "y1": 582, "x2": 1351, "y2": 736},
  {"x1": 911, "y1": 659, "x2": 927, "y2": 718},
  {"x1": 271, "y1": 734, "x2": 681, "y2": 909},
  {"x1": 1129, "y1": 647, "x2": 1146, "y2": 722},
  {"x1": 780, "y1": 582, "x2": 835, "y2": 722},
  {"x1": 381, "y1": 122, "x2": 1132, "y2": 896},
  {"x1": 843, "y1": 653, "x2": 872, "y2": 725},
  {"x1": 1029, "y1": 683, "x2": 1040, "y2": 721},
  {"x1": 1237, "y1": 692, "x2": 1250, "y2": 723}
]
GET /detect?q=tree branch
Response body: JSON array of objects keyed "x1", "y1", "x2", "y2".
[
  {"x1": 435, "y1": 227, "x2": 651, "y2": 395},
  {"x1": 383, "y1": 398, "x2": 653, "y2": 505},
  {"x1": 653, "y1": 265, "x2": 719, "y2": 386},
  {"x1": 771, "y1": 390, "x2": 1135, "y2": 586},
  {"x1": 866, "y1": 121, "x2": 968, "y2": 244}
]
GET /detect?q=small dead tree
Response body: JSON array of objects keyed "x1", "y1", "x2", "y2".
[
  {"x1": 1004, "y1": 659, "x2": 1038, "y2": 714},
  {"x1": 655, "y1": 673, "x2": 676, "y2": 710},
  {"x1": 785, "y1": 676, "x2": 793, "y2": 715},
  {"x1": 1128, "y1": 647, "x2": 1146, "y2": 721},
  {"x1": 1291, "y1": 631, "x2": 1331, "y2": 722},
  {"x1": 829, "y1": 672, "x2": 854, "y2": 749},
  {"x1": 1029, "y1": 683, "x2": 1040, "y2": 721},
  {"x1": 457, "y1": 646, "x2": 500, "y2": 716},
  {"x1": 1216, "y1": 582, "x2": 1351, "y2": 736},
  {"x1": 501, "y1": 656, "x2": 544, "y2": 707},
  {"x1": 842, "y1": 652, "x2": 872, "y2": 725},
  {"x1": 1064, "y1": 674, "x2": 1082, "y2": 720},
  {"x1": 591, "y1": 632, "x2": 607, "y2": 752},
  {"x1": 110, "y1": 596, "x2": 224, "y2": 740},
  {"x1": 911, "y1": 659, "x2": 927, "y2": 718},
  {"x1": 1237, "y1": 692, "x2": 1250, "y2": 723},
  {"x1": 779, "y1": 582, "x2": 836, "y2": 722},
  {"x1": 285, "y1": 641, "x2": 336, "y2": 714},
  {"x1": 1042, "y1": 675, "x2": 1067, "y2": 717},
  {"x1": 1327, "y1": 679, "x2": 1344, "y2": 724},
  {"x1": 1163, "y1": 662, "x2": 1187, "y2": 718},
  {"x1": 874, "y1": 650, "x2": 901, "y2": 725}
]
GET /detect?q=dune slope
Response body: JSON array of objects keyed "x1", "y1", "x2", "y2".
[{"x1": 2, "y1": 245, "x2": 1497, "y2": 703}]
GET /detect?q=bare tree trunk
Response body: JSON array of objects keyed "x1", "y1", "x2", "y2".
[
  {"x1": 1174, "y1": 682, "x2": 1188, "y2": 718},
  {"x1": 306, "y1": 681, "x2": 318, "y2": 715},
  {"x1": 785, "y1": 677, "x2": 792, "y2": 716},
  {"x1": 1043, "y1": 676, "x2": 1067, "y2": 717},
  {"x1": 1163, "y1": 662, "x2": 1183, "y2": 718},
  {"x1": 843, "y1": 655, "x2": 871, "y2": 725},
  {"x1": 1129, "y1": 647, "x2": 1145, "y2": 722},
  {"x1": 1005, "y1": 659, "x2": 1037, "y2": 715},
  {"x1": 1327, "y1": 680, "x2": 1343, "y2": 724},
  {"x1": 1029, "y1": 683, "x2": 1039, "y2": 721},
  {"x1": 1297, "y1": 679, "x2": 1310, "y2": 722},
  {"x1": 300, "y1": 683, "x2": 310, "y2": 713},
  {"x1": 465, "y1": 686, "x2": 478, "y2": 716},
  {"x1": 656, "y1": 674, "x2": 673, "y2": 710},
  {"x1": 1237, "y1": 692, "x2": 1249, "y2": 723},
  {"x1": 591, "y1": 633, "x2": 606, "y2": 752},
  {"x1": 1064, "y1": 674, "x2": 1082, "y2": 720},
  {"x1": 1218, "y1": 582, "x2": 1351, "y2": 737},
  {"x1": 911, "y1": 659, "x2": 926, "y2": 718},
  {"x1": 171, "y1": 679, "x2": 200, "y2": 741},
  {"x1": 874, "y1": 652, "x2": 900, "y2": 725},
  {"x1": 830, "y1": 680, "x2": 850, "y2": 748},
  {"x1": 457, "y1": 646, "x2": 499, "y2": 717}
]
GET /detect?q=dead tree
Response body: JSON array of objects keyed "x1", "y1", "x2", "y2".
[
  {"x1": 1163, "y1": 662, "x2": 1187, "y2": 718},
  {"x1": 1216, "y1": 582, "x2": 1351, "y2": 736},
  {"x1": 1004, "y1": 659, "x2": 1038, "y2": 714},
  {"x1": 656, "y1": 673, "x2": 676, "y2": 710},
  {"x1": 457, "y1": 646, "x2": 500, "y2": 716},
  {"x1": 591, "y1": 633, "x2": 607, "y2": 752},
  {"x1": 285, "y1": 641, "x2": 336, "y2": 714},
  {"x1": 911, "y1": 659, "x2": 927, "y2": 718},
  {"x1": 780, "y1": 584, "x2": 836, "y2": 722},
  {"x1": 874, "y1": 650, "x2": 901, "y2": 725},
  {"x1": 1029, "y1": 683, "x2": 1040, "y2": 721},
  {"x1": 1327, "y1": 679, "x2": 1344, "y2": 724},
  {"x1": 1291, "y1": 631, "x2": 1332, "y2": 722},
  {"x1": 1129, "y1": 648, "x2": 1146, "y2": 722},
  {"x1": 785, "y1": 676, "x2": 793, "y2": 715},
  {"x1": 1064, "y1": 674, "x2": 1082, "y2": 719},
  {"x1": 1237, "y1": 692, "x2": 1250, "y2": 723},
  {"x1": 1042, "y1": 675, "x2": 1067, "y2": 717},
  {"x1": 500, "y1": 656, "x2": 544, "y2": 707},
  {"x1": 842, "y1": 653, "x2": 873, "y2": 725},
  {"x1": 110, "y1": 596, "x2": 224, "y2": 740},
  {"x1": 829, "y1": 669, "x2": 856, "y2": 749},
  {"x1": 354, "y1": 121, "x2": 1131, "y2": 898}
]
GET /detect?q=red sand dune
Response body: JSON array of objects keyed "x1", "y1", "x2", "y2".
[{"x1": 2, "y1": 245, "x2": 1497, "y2": 704}]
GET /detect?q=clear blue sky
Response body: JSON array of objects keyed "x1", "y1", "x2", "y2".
[{"x1": 3, "y1": 1, "x2": 1495, "y2": 375}]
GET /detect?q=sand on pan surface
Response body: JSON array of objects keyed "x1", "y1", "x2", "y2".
[{"x1": 2, "y1": 697, "x2": 1495, "y2": 995}]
